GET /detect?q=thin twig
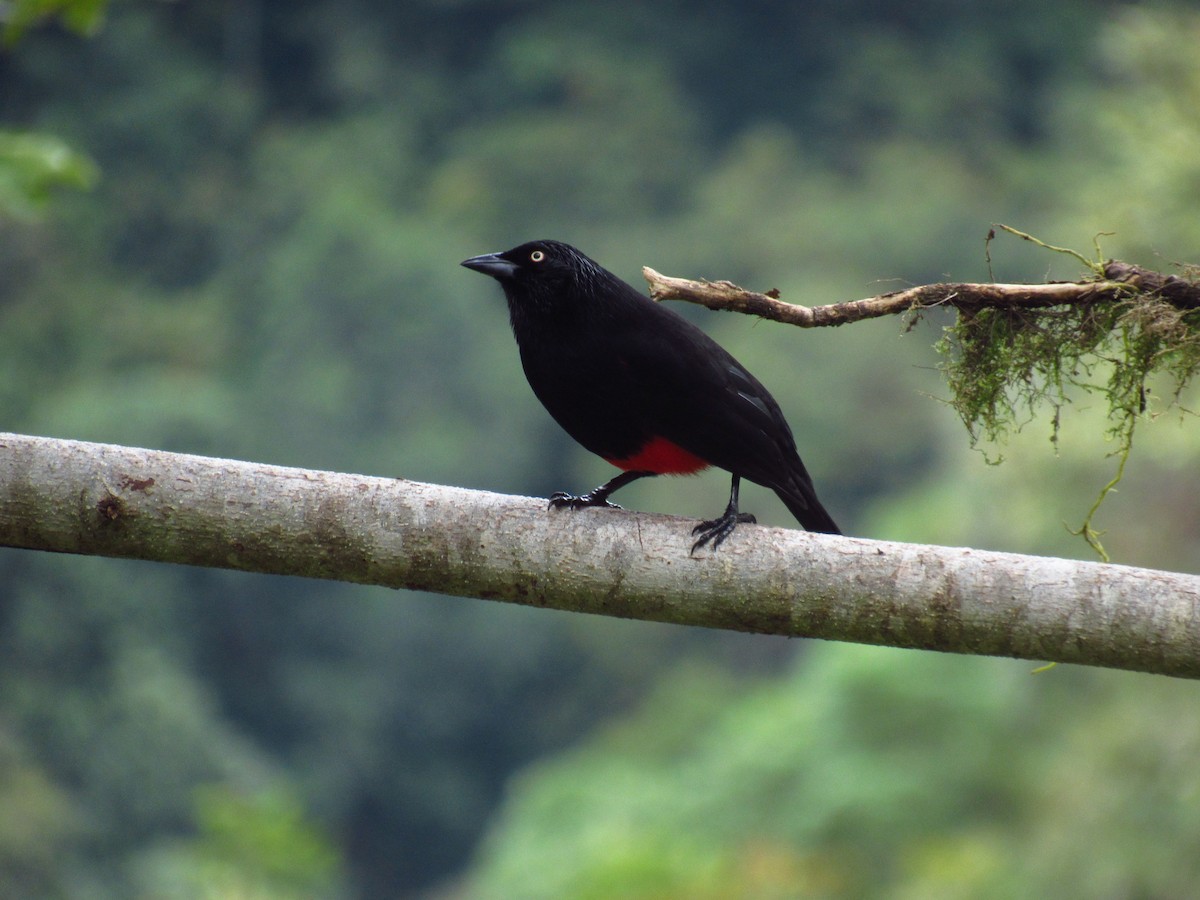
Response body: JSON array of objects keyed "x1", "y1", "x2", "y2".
[
  {"x1": 645, "y1": 269, "x2": 1137, "y2": 328},
  {"x1": 643, "y1": 259, "x2": 1200, "y2": 327}
]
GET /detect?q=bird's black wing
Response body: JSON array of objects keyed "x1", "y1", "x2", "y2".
[{"x1": 617, "y1": 299, "x2": 839, "y2": 532}]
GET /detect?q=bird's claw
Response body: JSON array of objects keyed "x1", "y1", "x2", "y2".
[
  {"x1": 690, "y1": 512, "x2": 756, "y2": 554},
  {"x1": 548, "y1": 491, "x2": 622, "y2": 511}
]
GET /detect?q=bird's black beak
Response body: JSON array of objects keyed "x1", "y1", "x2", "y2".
[{"x1": 461, "y1": 252, "x2": 519, "y2": 280}]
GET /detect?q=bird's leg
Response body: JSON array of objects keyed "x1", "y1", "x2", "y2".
[
  {"x1": 549, "y1": 470, "x2": 653, "y2": 511},
  {"x1": 691, "y1": 474, "x2": 757, "y2": 554}
]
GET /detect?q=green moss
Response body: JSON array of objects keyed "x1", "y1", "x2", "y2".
[{"x1": 935, "y1": 233, "x2": 1200, "y2": 558}]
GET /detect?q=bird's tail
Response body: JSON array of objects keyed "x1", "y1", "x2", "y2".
[{"x1": 774, "y1": 478, "x2": 841, "y2": 535}]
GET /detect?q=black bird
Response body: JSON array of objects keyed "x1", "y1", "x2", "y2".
[{"x1": 462, "y1": 240, "x2": 840, "y2": 552}]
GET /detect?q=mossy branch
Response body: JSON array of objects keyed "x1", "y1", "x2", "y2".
[{"x1": 645, "y1": 232, "x2": 1200, "y2": 558}]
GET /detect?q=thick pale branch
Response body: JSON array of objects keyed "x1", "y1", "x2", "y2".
[
  {"x1": 643, "y1": 260, "x2": 1199, "y2": 327},
  {"x1": 2, "y1": 433, "x2": 1199, "y2": 678}
]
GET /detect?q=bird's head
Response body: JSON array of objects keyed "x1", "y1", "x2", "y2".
[{"x1": 461, "y1": 240, "x2": 610, "y2": 315}]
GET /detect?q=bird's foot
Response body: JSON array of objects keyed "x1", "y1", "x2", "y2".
[
  {"x1": 690, "y1": 511, "x2": 756, "y2": 554},
  {"x1": 548, "y1": 472, "x2": 652, "y2": 512},
  {"x1": 548, "y1": 491, "x2": 622, "y2": 511}
]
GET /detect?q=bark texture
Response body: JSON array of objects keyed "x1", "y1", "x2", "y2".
[{"x1": 2, "y1": 432, "x2": 1199, "y2": 678}]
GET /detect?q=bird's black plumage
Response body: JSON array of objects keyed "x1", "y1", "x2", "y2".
[{"x1": 462, "y1": 240, "x2": 840, "y2": 551}]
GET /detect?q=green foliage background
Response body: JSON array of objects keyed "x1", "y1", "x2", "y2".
[{"x1": 1, "y1": 1, "x2": 1198, "y2": 897}]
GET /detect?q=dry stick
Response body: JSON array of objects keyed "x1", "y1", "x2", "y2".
[{"x1": 642, "y1": 261, "x2": 1200, "y2": 327}]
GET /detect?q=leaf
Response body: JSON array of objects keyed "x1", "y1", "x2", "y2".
[
  {"x1": 3, "y1": 0, "x2": 109, "y2": 44},
  {"x1": 0, "y1": 131, "x2": 99, "y2": 217}
]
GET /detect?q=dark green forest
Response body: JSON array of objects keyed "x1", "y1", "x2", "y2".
[{"x1": 2, "y1": 1, "x2": 1199, "y2": 897}]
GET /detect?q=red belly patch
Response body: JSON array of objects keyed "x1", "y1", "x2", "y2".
[{"x1": 604, "y1": 436, "x2": 709, "y2": 475}]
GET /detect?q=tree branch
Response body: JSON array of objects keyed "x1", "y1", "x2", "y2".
[
  {"x1": 642, "y1": 261, "x2": 1200, "y2": 327},
  {"x1": 2, "y1": 432, "x2": 1199, "y2": 678}
]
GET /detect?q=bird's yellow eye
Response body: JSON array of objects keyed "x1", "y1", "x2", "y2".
[{"x1": 530, "y1": 250, "x2": 545, "y2": 263}]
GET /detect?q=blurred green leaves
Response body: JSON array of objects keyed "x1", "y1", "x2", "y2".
[
  {"x1": 427, "y1": 26, "x2": 702, "y2": 235},
  {"x1": 0, "y1": 731, "x2": 81, "y2": 898},
  {"x1": 130, "y1": 785, "x2": 342, "y2": 900},
  {"x1": 2, "y1": 0, "x2": 107, "y2": 44},
  {"x1": 0, "y1": 0, "x2": 106, "y2": 228},
  {"x1": 0, "y1": 131, "x2": 97, "y2": 216},
  {"x1": 467, "y1": 645, "x2": 1200, "y2": 898}
]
